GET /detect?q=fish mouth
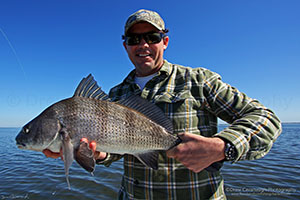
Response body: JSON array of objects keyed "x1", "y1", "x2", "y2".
[
  {"x1": 16, "y1": 143, "x2": 41, "y2": 152},
  {"x1": 16, "y1": 141, "x2": 26, "y2": 149}
]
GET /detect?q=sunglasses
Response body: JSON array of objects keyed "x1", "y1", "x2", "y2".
[{"x1": 122, "y1": 32, "x2": 166, "y2": 46}]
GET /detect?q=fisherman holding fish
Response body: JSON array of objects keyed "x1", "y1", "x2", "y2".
[{"x1": 20, "y1": 9, "x2": 282, "y2": 200}]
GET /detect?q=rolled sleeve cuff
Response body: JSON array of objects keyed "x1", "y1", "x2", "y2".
[
  {"x1": 96, "y1": 153, "x2": 111, "y2": 165},
  {"x1": 96, "y1": 153, "x2": 123, "y2": 167},
  {"x1": 214, "y1": 130, "x2": 250, "y2": 163}
]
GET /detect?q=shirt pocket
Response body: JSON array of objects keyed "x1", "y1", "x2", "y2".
[
  {"x1": 153, "y1": 90, "x2": 195, "y2": 104},
  {"x1": 153, "y1": 90, "x2": 201, "y2": 133}
]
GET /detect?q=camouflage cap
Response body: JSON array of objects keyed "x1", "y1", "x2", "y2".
[{"x1": 124, "y1": 9, "x2": 165, "y2": 35}]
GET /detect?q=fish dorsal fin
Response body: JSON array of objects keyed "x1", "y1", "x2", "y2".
[
  {"x1": 118, "y1": 95, "x2": 173, "y2": 133},
  {"x1": 73, "y1": 74, "x2": 109, "y2": 100}
]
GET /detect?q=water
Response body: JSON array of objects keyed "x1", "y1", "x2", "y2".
[
  {"x1": 221, "y1": 124, "x2": 300, "y2": 199},
  {"x1": 1, "y1": 124, "x2": 299, "y2": 199}
]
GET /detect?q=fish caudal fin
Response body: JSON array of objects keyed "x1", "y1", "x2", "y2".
[
  {"x1": 60, "y1": 128, "x2": 74, "y2": 190},
  {"x1": 73, "y1": 74, "x2": 110, "y2": 101},
  {"x1": 135, "y1": 151, "x2": 159, "y2": 170},
  {"x1": 74, "y1": 141, "x2": 96, "y2": 174}
]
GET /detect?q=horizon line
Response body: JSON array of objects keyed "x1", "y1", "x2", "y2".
[{"x1": 1, "y1": 121, "x2": 300, "y2": 129}]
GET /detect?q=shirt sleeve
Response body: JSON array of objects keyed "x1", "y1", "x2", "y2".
[
  {"x1": 96, "y1": 153, "x2": 124, "y2": 167},
  {"x1": 200, "y1": 69, "x2": 282, "y2": 162}
]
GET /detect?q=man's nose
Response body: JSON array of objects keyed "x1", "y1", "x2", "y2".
[{"x1": 138, "y1": 38, "x2": 149, "y2": 47}]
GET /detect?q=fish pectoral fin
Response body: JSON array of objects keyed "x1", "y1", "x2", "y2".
[
  {"x1": 74, "y1": 141, "x2": 96, "y2": 174},
  {"x1": 60, "y1": 129, "x2": 74, "y2": 189},
  {"x1": 135, "y1": 151, "x2": 159, "y2": 170}
]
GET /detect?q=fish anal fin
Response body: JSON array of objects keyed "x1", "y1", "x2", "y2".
[
  {"x1": 74, "y1": 141, "x2": 96, "y2": 173},
  {"x1": 135, "y1": 151, "x2": 159, "y2": 170}
]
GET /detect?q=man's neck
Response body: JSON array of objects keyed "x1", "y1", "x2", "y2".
[
  {"x1": 134, "y1": 73, "x2": 158, "y2": 90},
  {"x1": 135, "y1": 60, "x2": 165, "y2": 77}
]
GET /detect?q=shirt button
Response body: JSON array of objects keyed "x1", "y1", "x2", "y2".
[{"x1": 134, "y1": 179, "x2": 139, "y2": 185}]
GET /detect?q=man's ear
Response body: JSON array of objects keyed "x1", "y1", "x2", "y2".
[
  {"x1": 163, "y1": 36, "x2": 169, "y2": 50},
  {"x1": 123, "y1": 41, "x2": 128, "y2": 51}
]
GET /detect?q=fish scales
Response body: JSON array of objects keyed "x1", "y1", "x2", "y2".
[
  {"x1": 15, "y1": 74, "x2": 181, "y2": 188},
  {"x1": 48, "y1": 97, "x2": 177, "y2": 154}
]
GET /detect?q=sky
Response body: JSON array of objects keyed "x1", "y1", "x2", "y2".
[{"x1": 0, "y1": 0, "x2": 299, "y2": 127}]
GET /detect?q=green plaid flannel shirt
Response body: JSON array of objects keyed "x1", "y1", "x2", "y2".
[{"x1": 101, "y1": 60, "x2": 282, "y2": 200}]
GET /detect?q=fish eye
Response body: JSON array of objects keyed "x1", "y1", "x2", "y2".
[{"x1": 23, "y1": 127, "x2": 30, "y2": 134}]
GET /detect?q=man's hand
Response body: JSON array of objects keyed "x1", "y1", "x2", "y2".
[
  {"x1": 166, "y1": 132, "x2": 225, "y2": 173},
  {"x1": 43, "y1": 149, "x2": 62, "y2": 159},
  {"x1": 42, "y1": 138, "x2": 107, "y2": 161}
]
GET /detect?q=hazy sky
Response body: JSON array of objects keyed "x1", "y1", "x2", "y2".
[{"x1": 1, "y1": 0, "x2": 299, "y2": 127}]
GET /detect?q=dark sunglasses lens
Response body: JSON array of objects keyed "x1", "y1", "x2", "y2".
[
  {"x1": 126, "y1": 35, "x2": 141, "y2": 45},
  {"x1": 145, "y1": 33, "x2": 162, "y2": 44},
  {"x1": 125, "y1": 33, "x2": 164, "y2": 45}
]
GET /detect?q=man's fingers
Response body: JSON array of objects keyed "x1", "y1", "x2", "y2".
[
  {"x1": 80, "y1": 138, "x2": 96, "y2": 152},
  {"x1": 177, "y1": 132, "x2": 201, "y2": 142},
  {"x1": 166, "y1": 147, "x2": 178, "y2": 158},
  {"x1": 44, "y1": 138, "x2": 99, "y2": 160},
  {"x1": 166, "y1": 133, "x2": 186, "y2": 158},
  {"x1": 89, "y1": 141, "x2": 97, "y2": 152},
  {"x1": 43, "y1": 149, "x2": 61, "y2": 159},
  {"x1": 177, "y1": 132, "x2": 186, "y2": 138},
  {"x1": 86, "y1": 140, "x2": 107, "y2": 160},
  {"x1": 80, "y1": 137, "x2": 89, "y2": 143}
]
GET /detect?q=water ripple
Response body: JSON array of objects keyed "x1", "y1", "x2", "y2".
[{"x1": 1, "y1": 125, "x2": 300, "y2": 199}]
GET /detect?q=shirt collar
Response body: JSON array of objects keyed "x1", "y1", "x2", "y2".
[
  {"x1": 158, "y1": 60, "x2": 172, "y2": 77},
  {"x1": 123, "y1": 60, "x2": 172, "y2": 85}
]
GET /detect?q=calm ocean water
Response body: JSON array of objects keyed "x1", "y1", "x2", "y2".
[{"x1": 0, "y1": 124, "x2": 299, "y2": 200}]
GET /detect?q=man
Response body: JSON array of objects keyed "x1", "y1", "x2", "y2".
[{"x1": 44, "y1": 9, "x2": 282, "y2": 199}]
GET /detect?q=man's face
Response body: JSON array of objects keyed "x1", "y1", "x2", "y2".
[{"x1": 123, "y1": 22, "x2": 169, "y2": 77}]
